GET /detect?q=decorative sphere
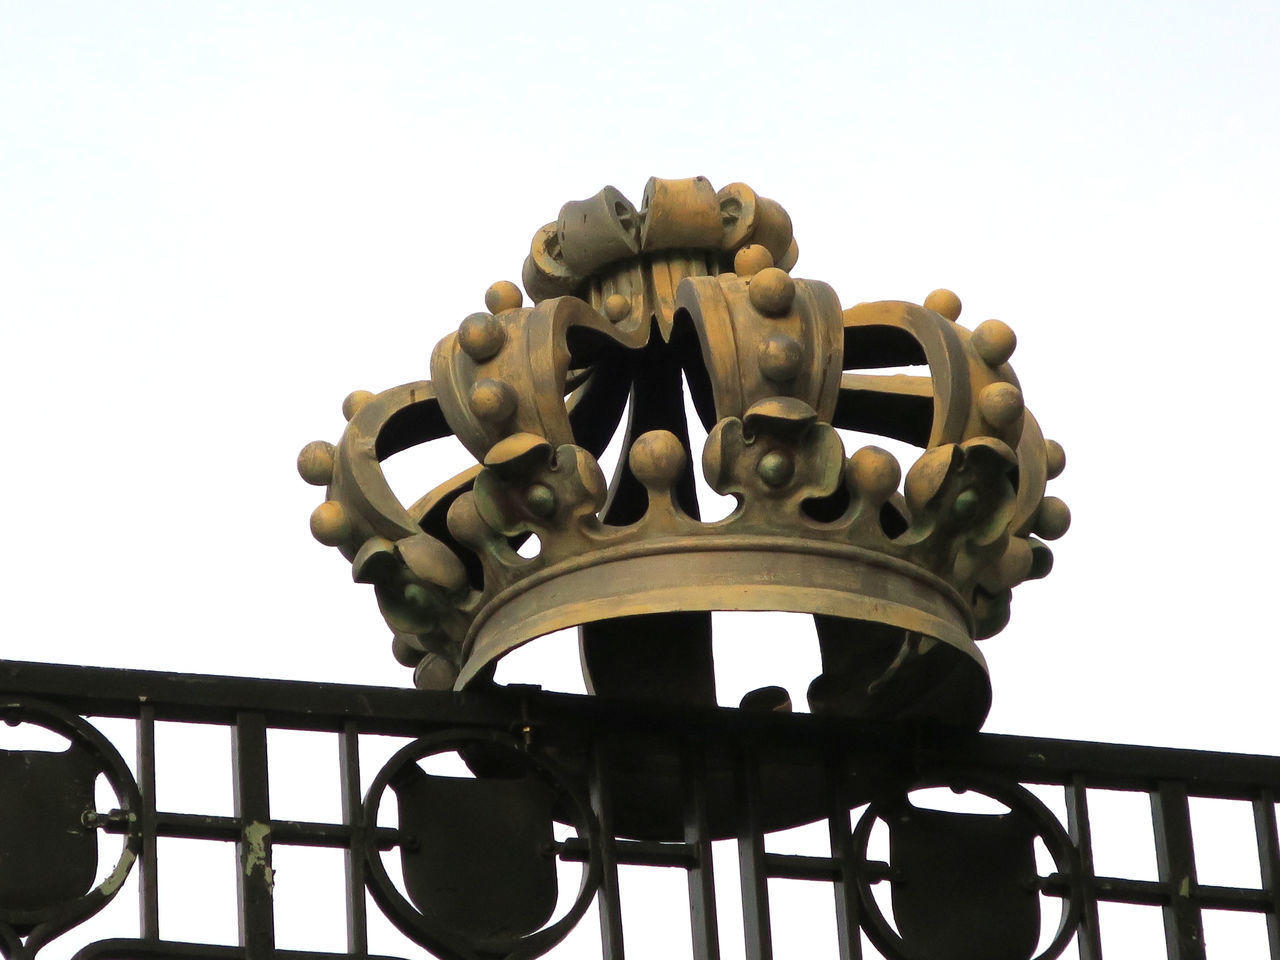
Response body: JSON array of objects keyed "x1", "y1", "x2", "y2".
[
  {"x1": 402, "y1": 583, "x2": 432, "y2": 608},
  {"x1": 1033, "y1": 496, "x2": 1071, "y2": 540},
  {"x1": 973, "y1": 589, "x2": 1011, "y2": 639},
  {"x1": 777, "y1": 238, "x2": 799, "y2": 272},
  {"x1": 629, "y1": 430, "x2": 687, "y2": 488},
  {"x1": 297, "y1": 440, "x2": 335, "y2": 485},
  {"x1": 458, "y1": 312, "x2": 506, "y2": 361},
  {"x1": 391, "y1": 633, "x2": 424, "y2": 667},
  {"x1": 446, "y1": 493, "x2": 489, "y2": 546},
  {"x1": 603, "y1": 294, "x2": 631, "y2": 323},
  {"x1": 1045, "y1": 439, "x2": 1066, "y2": 479},
  {"x1": 524, "y1": 482, "x2": 557, "y2": 517},
  {"x1": 310, "y1": 501, "x2": 351, "y2": 546},
  {"x1": 484, "y1": 280, "x2": 523, "y2": 314},
  {"x1": 1029, "y1": 541, "x2": 1055, "y2": 579},
  {"x1": 757, "y1": 450, "x2": 795, "y2": 488},
  {"x1": 414, "y1": 652, "x2": 459, "y2": 691},
  {"x1": 951, "y1": 488, "x2": 982, "y2": 522},
  {"x1": 978, "y1": 382, "x2": 1024, "y2": 428},
  {"x1": 846, "y1": 446, "x2": 901, "y2": 501},
  {"x1": 748, "y1": 267, "x2": 796, "y2": 315},
  {"x1": 342, "y1": 390, "x2": 374, "y2": 422},
  {"x1": 733, "y1": 244, "x2": 774, "y2": 278},
  {"x1": 924, "y1": 288, "x2": 962, "y2": 321},
  {"x1": 972, "y1": 319, "x2": 1017, "y2": 366},
  {"x1": 469, "y1": 378, "x2": 517, "y2": 422},
  {"x1": 757, "y1": 333, "x2": 803, "y2": 382},
  {"x1": 993, "y1": 537, "x2": 1034, "y2": 588}
]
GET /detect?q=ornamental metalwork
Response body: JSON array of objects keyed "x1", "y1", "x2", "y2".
[{"x1": 298, "y1": 177, "x2": 1069, "y2": 730}]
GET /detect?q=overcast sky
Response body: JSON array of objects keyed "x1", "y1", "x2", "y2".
[{"x1": 3, "y1": 2, "x2": 1278, "y2": 957}]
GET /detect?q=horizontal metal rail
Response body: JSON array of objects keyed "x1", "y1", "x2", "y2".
[{"x1": 2, "y1": 658, "x2": 1279, "y2": 960}]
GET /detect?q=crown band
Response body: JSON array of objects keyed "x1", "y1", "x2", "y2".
[{"x1": 459, "y1": 537, "x2": 979, "y2": 687}]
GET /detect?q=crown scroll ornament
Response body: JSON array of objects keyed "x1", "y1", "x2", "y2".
[{"x1": 299, "y1": 177, "x2": 1069, "y2": 729}]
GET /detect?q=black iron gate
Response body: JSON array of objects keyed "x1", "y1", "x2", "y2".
[{"x1": 2, "y1": 658, "x2": 1278, "y2": 960}]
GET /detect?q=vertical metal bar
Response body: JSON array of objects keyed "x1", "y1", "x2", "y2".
[
  {"x1": 736, "y1": 745, "x2": 772, "y2": 960},
  {"x1": 591, "y1": 737, "x2": 625, "y2": 960},
  {"x1": 826, "y1": 758, "x2": 861, "y2": 960},
  {"x1": 683, "y1": 739, "x2": 720, "y2": 960},
  {"x1": 1150, "y1": 781, "x2": 1205, "y2": 960},
  {"x1": 232, "y1": 712, "x2": 275, "y2": 960},
  {"x1": 136, "y1": 705, "x2": 160, "y2": 941},
  {"x1": 1065, "y1": 777, "x2": 1103, "y2": 960},
  {"x1": 340, "y1": 721, "x2": 368, "y2": 959},
  {"x1": 1253, "y1": 789, "x2": 1280, "y2": 959}
]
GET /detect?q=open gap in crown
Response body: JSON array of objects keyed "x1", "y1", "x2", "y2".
[
  {"x1": 593, "y1": 322, "x2": 703, "y2": 528},
  {"x1": 712, "y1": 611, "x2": 821, "y2": 714},
  {"x1": 842, "y1": 323, "x2": 927, "y2": 370},
  {"x1": 670, "y1": 305, "x2": 737, "y2": 522},
  {"x1": 565, "y1": 328, "x2": 632, "y2": 460},
  {"x1": 491, "y1": 626, "x2": 589, "y2": 696}
]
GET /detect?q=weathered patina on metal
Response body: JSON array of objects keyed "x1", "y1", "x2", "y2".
[{"x1": 299, "y1": 177, "x2": 1070, "y2": 734}]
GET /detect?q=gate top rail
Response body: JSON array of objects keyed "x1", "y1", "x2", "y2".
[
  {"x1": 3, "y1": 657, "x2": 1280, "y2": 960},
  {"x1": 4, "y1": 658, "x2": 1279, "y2": 799}
]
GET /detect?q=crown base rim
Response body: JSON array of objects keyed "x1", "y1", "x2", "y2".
[{"x1": 456, "y1": 538, "x2": 988, "y2": 721}]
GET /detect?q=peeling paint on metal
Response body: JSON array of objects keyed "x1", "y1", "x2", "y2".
[{"x1": 243, "y1": 821, "x2": 274, "y2": 893}]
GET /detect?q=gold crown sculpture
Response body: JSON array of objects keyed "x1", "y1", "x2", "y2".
[{"x1": 299, "y1": 177, "x2": 1069, "y2": 728}]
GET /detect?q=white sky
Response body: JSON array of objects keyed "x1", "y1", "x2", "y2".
[{"x1": 2, "y1": 2, "x2": 1279, "y2": 957}]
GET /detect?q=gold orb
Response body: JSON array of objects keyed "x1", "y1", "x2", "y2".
[
  {"x1": 846, "y1": 446, "x2": 901, "y2": 501},
  {"x1": 748, "y1": 267, "x2": 795, "y2": 316},
  {"x1": 297, "y1": 440, "x2": 335, "y2": 486},
  {"x1": 776, "y1": 238, "x2": 799, "y2": 272},
  {"x1": 1045, "y1": 439, "x2": 1066, "y2": 479},
  {"x1": 629, "y1": 430, "x2": 687, "y2": 488},
  {"x1": 1034, "y1": 497, "x2": 1071, "y2": 540},
  {"x1": 484, "y1": 280, "x2": 524, "y2": 314},
  {"x1": 757, "y1": 450, "x2": 795, "y2": 488},
  {"x1": 978, "y1": 382, "x2": 1024, "y2": 428},
  {"x1": 446, "y1": 493, "x2": 489, "y2": 547},
  {"x1": 414, "y1": 652, "x2": 460, "y2": 691},
  {"x1": 342, "y1": 390, "x2": 375, "y2": 422},
  {"x1": 603, "y1": 293, "x2": 631, "y2": 323},
  {"x1": 469, "y1": 378, "x2": 517, "y2": 422},
  {"x1": 733, "y1": 244, "x2": 774, "y2": 278},
  {"x1": 525, "y1": 482, "x2": 557, "y2": 517},
  {"x1": 924, "y1": 288, "x2": 962, "y2": 321},
  {"x1": 972, "y1": 319, "x2": 1017, "y2": 366},
  {"x1": 391, "y1": 633, "x2": 425, "y2": 667},
  {"x1": 310, "y1": 501, "x2": 352, "y2": 547},
  {"x1": 993, "y1": 537, "x2": 1034, "y2": 588},
  {"x1": 757, "y1": 333, "x2": 803, "y2": 382},
  {"x1": 458, "y1": 311, "x2": 506, "y2": 362}
]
